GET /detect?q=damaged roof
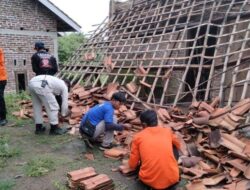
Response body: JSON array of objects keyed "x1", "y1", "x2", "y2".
[{"x1": 59, "y1": 0, "x2": 250, "y2": 107}]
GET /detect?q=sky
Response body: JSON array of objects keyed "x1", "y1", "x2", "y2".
[{"x1": 49, "y1": 0, "x2": 111, "y2": 34}]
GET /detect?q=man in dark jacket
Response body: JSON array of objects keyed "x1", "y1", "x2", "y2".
[{"x1": 31, "y1": 42, "x2": 58, "y2": 76}]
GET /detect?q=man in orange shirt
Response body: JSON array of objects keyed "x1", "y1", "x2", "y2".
[
  {"x1": 0, "y1": 48, "x2": 8, "y2": 126},
  {"x1": 129, "y1": 110, "x2": 180, "y2": 190}
]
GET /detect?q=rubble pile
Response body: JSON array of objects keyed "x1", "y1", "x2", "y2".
[{"x1": 13, "y1": 83, "x2": 250, "y2": 189}]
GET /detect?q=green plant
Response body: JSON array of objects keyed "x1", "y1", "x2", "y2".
[
  {"x1": 53, "y1": 181, "x2": 68, "y2": 190},
  {"x1": 0, "y1": 135, "x2": 20, "y2": 158},
  {"x1": 58, "y1": 33, "x2": 85, "y2": 64},
  {"x1": 0, "y1": 179, "x2": 15, "y2": 190},
  {"x1": 25, "y1": 156, "x2": 55, "y2": 177},
  {"x1": 5, "y1": 91, "x2": 30, "y2": 110},
  {"x1": 5, "y1": 91, "x2": 32, "y2": 126},
  {"x1": 0, "y1": 158, "x2": 7, "y2": 169}
]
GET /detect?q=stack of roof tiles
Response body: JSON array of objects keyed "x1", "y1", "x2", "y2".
[{"x1": 67, "y1": 167, "x2": 114, "y2": 190}]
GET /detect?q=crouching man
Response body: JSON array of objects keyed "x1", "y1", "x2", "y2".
[
  {"x1": 28, "y1": 75, "x2": 69, "y2": 135},
  {"x1": 129, "y1": 110, "x2": 180, "y2": 190},
  {"x1": 79, "y1": 92, "x2": 131, "y2": 150}
]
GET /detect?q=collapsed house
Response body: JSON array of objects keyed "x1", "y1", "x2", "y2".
[
  {"x1": 58, "y1": 0, "x2": 250, "y2": 110},
  {"x1": 15, "y1": 1, "x2": 250, "y2": 188}
]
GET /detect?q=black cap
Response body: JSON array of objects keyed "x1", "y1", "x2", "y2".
[
  {"x1": 111, "y1": 92, "x2": 126, "y2": 103},
  {"x1": 34, "y1": 42, "x2": 45, "y2": 50}
]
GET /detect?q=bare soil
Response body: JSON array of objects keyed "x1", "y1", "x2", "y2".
[{"x1": 0, "y1": 122, "x2": 139, "y2": 190}]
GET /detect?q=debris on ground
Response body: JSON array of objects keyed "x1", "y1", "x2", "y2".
[{"x1": 14, "y1": 84, "x2": 250, "y2": 189}]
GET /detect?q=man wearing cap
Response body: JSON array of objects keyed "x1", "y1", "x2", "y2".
[
  {"x1": 79, "y1": 92, "x2": 131, "y2": 149},
  {"x1": 0, "y1": 48, "x2": 8, "y2": 126},
  {"x1": 31, "y1": 42, "x2": 58, "y2": 76},
  {"x1": 129, "y1": 110, "x2": 180, "y2": 190}
]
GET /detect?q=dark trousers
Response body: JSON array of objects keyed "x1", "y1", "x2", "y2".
[{"x1": 0, "y1": 80, "x2": 7, "y2": 120}]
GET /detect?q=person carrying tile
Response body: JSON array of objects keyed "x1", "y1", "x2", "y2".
[
  {"x1": 0, "y1": 48, "x2": 8, "y2": 126},
  {"x1": 129, "y1": 110, "x2": 180, "y2": 190},
  {"x1": 79, "y1": 92, "x2": 131, "y2": 150},
  {"x1": 28, "y1": 75, "x2": 70, "y2": 135}
]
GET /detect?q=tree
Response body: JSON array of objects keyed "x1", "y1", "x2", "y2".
[{"x1": 58, "y1": 33, "x2": 85, "y2": 64}]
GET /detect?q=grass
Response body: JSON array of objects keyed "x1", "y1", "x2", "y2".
[
  {"x1": 25, "y1": 155, "x2": 55, "y2": 177},
  {"x1": 52, "y1": 181, "x2": 68, "y2": 190},
  {"x1": 0, "y1": 180, "x2": 15, "y2": 190},
  {"x1": 5, "y1": 91, "x2": 32, "y2": 126},
  {"x1": 0, "y1": 135, "x2": 20, "y2": 157},
  {"x1": 24, "y1": 154, "x2": 71, "y2": 177},
  {"x1": 0, "y1": 135, "x2": 21, "y2": 169}
]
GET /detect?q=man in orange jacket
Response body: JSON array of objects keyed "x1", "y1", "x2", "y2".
[
  {"x1": 129, "y1": 110, "x2": 180, "y2": 190},
  {"x1": 0, "y1": 48, "x2": 8, "y2": 126}
]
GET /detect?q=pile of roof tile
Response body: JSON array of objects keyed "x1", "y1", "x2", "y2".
[
  {"x1": 67, "y1": 167, "x2": 114, "y2": 190},
  {"x1": 13, "y1": 83, "x2": 144, "y2": 133},
  {"x1": 168, "y1": 98, "x2": 250, "y2": 189},
  {"x1": 113, "y1": 97, "x2": 250, "y2": 189},
  {"x1": 13, "y1": 83, "x2": 250, "y2": 189}
]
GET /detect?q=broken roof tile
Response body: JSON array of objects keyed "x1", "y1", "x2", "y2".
[
  {"x1": 181, "y1": 156, "x2": 202, "y2": 168},
  {"x1": 219, "y1": 133, "x2": 246, "y2": 154},
  {"x1": 199, "y1": 102, "x2": 215, "y2": 113},
  {"x1": 232, "y1": 98, "x2": 250, "y2": 116},
  {"x1": 126, "y1": 81, "x2": 138, "y2": 94},
  {"x1": 157, "y1": 108, "x2": 171, "y2": 122},
  {"x1": 202, "y1": 173, "x2": 227, "y2": 186},
  {"x1": 104, "y1": 147, "x2": 128, "y2": 159}
]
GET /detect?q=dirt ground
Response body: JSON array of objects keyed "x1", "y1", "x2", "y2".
[
  {"x1": 0, "y1": 121, "x2": 142, "y2": 190},
  {"x1": 0, "y1": 94, "x2": 186, "y2": 190}
]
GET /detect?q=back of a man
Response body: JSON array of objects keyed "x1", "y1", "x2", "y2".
[
  {"x1": 28, "y1": 75, "x2": 69, "y2": 135},
  {"x1": 129, "y1": 110, "x2": 180, "y2": 190},
  {"x1": 31, "y1": 42, "x2": 58, "y2": 76}
]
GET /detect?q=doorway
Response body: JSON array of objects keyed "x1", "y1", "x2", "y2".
[{"x1": 15, "y1": 71, "x2": 27, "y2": 93}]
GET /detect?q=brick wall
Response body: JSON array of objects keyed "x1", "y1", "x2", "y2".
[
  {"x1": 0, "y1": 0, "x2": 57, "y2": 32},
  {"x1": 0, "y1": 35, "x2": 55, "y2": 92},
  {"x1": 0, "y1": 0, "x2": 58, "y2": 92}
]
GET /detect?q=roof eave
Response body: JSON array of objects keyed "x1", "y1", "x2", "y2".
[{"x1": 38, "y1": 0, "x2": 82, "y2": 32}]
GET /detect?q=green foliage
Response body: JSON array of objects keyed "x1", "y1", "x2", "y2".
[
  {"x1": 5, "y1": 91, "x2": 30, "y2": 112},
  {"x1": 5, "y1": 91, "x2": 32, "y2": 126},
  {"x1": 0, "y1": 135, "x2": 20, "y2": 158},
  {"x1": 52, "y1": 181, "x2": 68, "y2": 190},
  {"x1": 25, "y1": 156, "x2": 55, "y2": 177},
  {"x1": 0, "y1": 180, "x2": 15, "y2": 190},
  {"x1": 58, "y1": 33, "x2": 85, "y2": 64},
  {"x1": 0, "y1": 135, "x2": 20, "y2": 169}
]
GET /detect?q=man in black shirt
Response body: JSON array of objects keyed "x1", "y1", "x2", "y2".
[{"x1": 31, "y1": 42, "x2": 58, "y2": 76}]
